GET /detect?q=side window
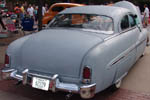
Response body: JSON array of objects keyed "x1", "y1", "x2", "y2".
[
  {"x1": 121, "y1": 15, "x2": 129, "y2": 31},
  {"x1": 129, "y1": 14, "x2": 136, "y2": 27},
  {"x1": 52, "y1": 6, "x2": 64, "y2": 12}
]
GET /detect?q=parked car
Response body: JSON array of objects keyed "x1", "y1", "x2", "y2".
[
  {"x1": 1, "y1": 1, "x2": 148, "y2": 99},
  {"x1": 42, "y1": 3, "x2": 84, "y2": 25}
]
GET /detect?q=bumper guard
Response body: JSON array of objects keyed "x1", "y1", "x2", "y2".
[{"x1": 1, "y1": 68, "x2": 96, "y2": 99}]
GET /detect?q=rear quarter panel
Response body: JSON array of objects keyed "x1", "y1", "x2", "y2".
[
  {"x1": 82, "y1": 32, "x2": 138, "y2": 93},
  {"x1": 81, "y1": 39, "x2": 117, "y2": 93}
]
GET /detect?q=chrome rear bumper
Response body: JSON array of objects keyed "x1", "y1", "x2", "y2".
[{"x1": 1, "y1": 68, "x2": 96, "y2": 99}]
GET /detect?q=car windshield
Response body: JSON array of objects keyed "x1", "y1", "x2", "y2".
[{"x1": 48, "y1": 14, "x2": 114, "y2": 34}]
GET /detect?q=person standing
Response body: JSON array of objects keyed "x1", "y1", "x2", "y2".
[
  {"x1": 20, "y1": 3, "x2": 25, "y2": 19},
  {"x1": 42, "y1": 6, "x2": 46, "y2": 16},
  {"x1": 27, "y1": 4, "x2": 34, "y2": 18},
  {"x1": 34, "y1": 6, "x2": 38, "y2": 24},
  {"x1": 14, "y1": 4, "x2": 21, "y2": 18},
  {"x1": 0, "y1": 8, "x2": 7, "y2": 32},
  {"x1": 45, "y1": 4, "x2": 49, "y2": 12},
  {"x1": 143, "y1": 4, "x2": 149, "y2": 27}
]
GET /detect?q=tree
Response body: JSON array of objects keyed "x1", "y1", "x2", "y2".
[{"x1": 38, "y1": 0, "x2": 43, "y2": 31}]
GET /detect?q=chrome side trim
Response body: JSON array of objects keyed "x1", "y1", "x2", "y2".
[
  {"x1": 104, "y1": 34, "x2": 119, "y2": 41},
  {"x1": 107, "y1": 38, "x2": 147, "y2": 69}
]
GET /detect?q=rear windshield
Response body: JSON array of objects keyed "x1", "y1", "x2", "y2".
[
  {"x1": 52, "y1": 6, "x2": 64, "y2": 12},
  {"x1": 48, "y1": 14, "x2": 114, "y2": 34}
]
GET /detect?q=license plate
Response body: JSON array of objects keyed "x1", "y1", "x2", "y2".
[{"x1": 32, "y1": 77, "x2": 50, "y2": 91}]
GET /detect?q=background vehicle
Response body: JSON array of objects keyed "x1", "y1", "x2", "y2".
[{"x1": 42, "y1": 3, "x2": 84, "y2": 25}]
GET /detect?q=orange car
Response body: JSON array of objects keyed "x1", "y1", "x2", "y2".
[{"x1": 42, "y1": 3, "x2": 84, "y2": 25}]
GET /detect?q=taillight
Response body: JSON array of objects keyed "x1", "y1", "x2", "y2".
[
  {"x1": 82, "y1": 66, "x2": 91, "y2": 84},
  {"x1": 83, "y1": 67, "x2": 91, "y2": 79},
  {"x1": 4, "y1": 54, "x2": 9, "y2": 67}
]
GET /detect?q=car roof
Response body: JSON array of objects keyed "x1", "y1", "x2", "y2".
[
  {"x1": 51, "y1": 3, "x2": 85, "y2": 7},
  {"x1": 59, "y1": 5, "x2": 131, "y2": 33},
  {"x1": 60, "y1": 5, "x2": 130, "y2": 19}
]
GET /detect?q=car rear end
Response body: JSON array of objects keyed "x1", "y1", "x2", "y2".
[
  {"x1": 1, "y1": 28, "x2": 102, "y2": 99},
  {"x1": 1, "y1": 54, "x2": 96, "y2": 99}
]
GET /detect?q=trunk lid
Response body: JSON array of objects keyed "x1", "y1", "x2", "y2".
[{"x1": 16, "y1": 29, "x2": 105, "y2": 78}]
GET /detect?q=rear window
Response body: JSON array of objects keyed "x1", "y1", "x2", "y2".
[
  {"x1": 49, "y1": 14, "x2": 114, "y2": 34},
  {"x1": 52, "y1": 6, "x2": 64, "y2": 12}
]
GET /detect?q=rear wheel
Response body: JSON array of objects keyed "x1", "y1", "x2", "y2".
[
  {"x1": 111, "y1": 80, "x2": 122, "y2": 91},
  {"x1": 115, "y1": 80, "x2": 122, "y2": 88},
  {"x1": 140, "y1": 52, "x2": 145, "y2": 58}
]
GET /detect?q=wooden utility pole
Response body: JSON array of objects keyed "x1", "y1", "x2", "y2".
[{"x1": 38, "y1": 0, "x2": 43, "y2": 31}]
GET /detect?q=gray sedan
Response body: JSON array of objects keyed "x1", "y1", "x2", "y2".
[{"x1": 1, "y1": 1, "x2": 148, "y2": 99}]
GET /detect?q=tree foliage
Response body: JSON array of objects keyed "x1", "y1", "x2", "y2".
[
  {"x1": 5, "y1": 0, "x2": 150, "y2": 5},
  {"x1": 5, "y1": 0, "x2": 150, "y2": 10}
]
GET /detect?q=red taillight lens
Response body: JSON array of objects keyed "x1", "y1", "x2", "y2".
[
  {"x1": 4, "y1": 54, "x2": 9, "y2": 66},
  {"x1": 83, "y1": 67, "x2": 91, "y2": 79}
]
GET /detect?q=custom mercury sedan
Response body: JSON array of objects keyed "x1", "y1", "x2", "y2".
[{"x1": 1, "y1": 1, "x2": 148, "y2": 99}]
